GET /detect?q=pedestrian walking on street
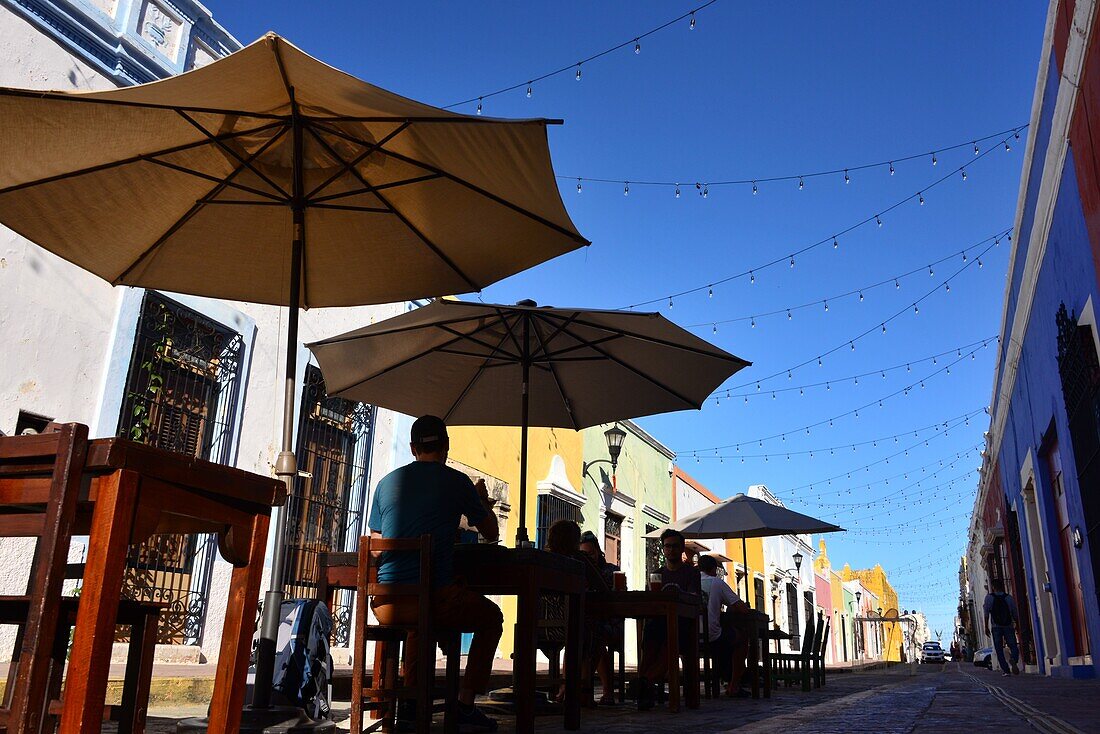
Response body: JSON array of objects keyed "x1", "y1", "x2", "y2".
[{"x1": 984, "y1": 579, "x2": 1021, "y2": 676}]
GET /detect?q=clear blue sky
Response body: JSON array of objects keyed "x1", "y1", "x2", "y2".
[{"x1": 206, "y1": 1, "x2": 1046, "y2": 635}]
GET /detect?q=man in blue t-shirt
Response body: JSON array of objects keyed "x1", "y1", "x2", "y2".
[{"x1": 368, "y1": 415, "x2": 501, "y2": 732}]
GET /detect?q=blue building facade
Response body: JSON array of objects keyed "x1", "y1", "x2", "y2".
[{"x1": 969, "y1": 0, "x2": 1100, "y2": 678}]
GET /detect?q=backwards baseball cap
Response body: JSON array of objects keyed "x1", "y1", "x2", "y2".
[{"x1": 411, "y1": 415, "x2": 448, "y2": 445}]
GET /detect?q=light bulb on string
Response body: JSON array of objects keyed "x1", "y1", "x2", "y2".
[
  {"x1": 978, "y1": 258, "x2": 983, "y2": 268},
  {"x1": 962, "y1": 252, "x2": 967, "y2": 262},
  {"x1": 575, "y1": 65, "x2": 582, "y2": 81},
  {"x1": 790, "y1": 256, "x2": 795, "y2": 268},
  {"x1": 668, "y1": 297, "x2": 673, "y2": 309},
  {"x1": 675, "y1": 184, "x2": 681, "y2": 198},
  {"x1": 818, "y1": 357, "x2": 823, "y2": 367},
  {"x1": 623, "y1": 182, "x2": 629, "y2": 196},
  {"x1": 1005, "y1": 140, "x2": 1011, "y2": 152},
  {"x1": 833, "y1": 237, "x2": 839, "y2": 250},
  {"x1": 973, "y1": 142, "x2": 980, "y2": 155},
  {"x1": 889, "y1": 161, "x2": 895, "y2": 175},
  {"x1": 850, "y1": 341, "x2": 855, "y2": 352},
  {"x1": 712, "y1": 323, "x2": 717, "y2": 334},
  {"x1": 787, "y1": 309, "x2": 792, "y2": 320},
  {"x1": 476, "y1": 98, "x2": 483, "y2": 115},
  {"x1": 689, "y1": 11, "x2": 696, "y2": 29},
  {"x1": 945, "y1": 283, "x2": 951, "y2": 293},
  {"x1": 799, "y1": 176, "x2": 804, "y2": 190},
  {"x1": 859, "y1": 291, "x2": 864, "y2": 302},
  {"x1": 931, "y1": 152, "x2": 938, "y2": 166},
  {"x1": 752, "y1": 181, "x2": 758, "y2": 195},
  {"x1": 919, "y1": 192, "x2": 925, "y2": 205},
  {"x1": 882, "y1": 323, "x2": 887, "y2": 334},
  {"x1": 1015, "y1": 130, "x2": 1021, "y2": 140},
  {"x1": 750, "y1": 318, "x2": 756, "y2": 329},
  {"x1": 824, "y1": 300, "x2": 829, "y2": 312},
  {"x1": 702, "y1": 183, "x2": 709, "y2": 198},
  {"x1": 895, "y1": 279, "x2": 900, "y2": 289},
  {"x1": 876, "y1": 214, "x2": 883, "y2": 227},
  {"x1": 844, "y1": 169, "x2": 850, "y2": 184},
  {"x1": 929, "y1": 265, "x2": 934, "y2": 277},
  {"x1": 634, "y1": 38, "x2": 641, "y2": 54},
  {"x1": 787, "y1": 370, "x2": 792, "y2": 380},
  {"x1": 750, "y1": 271, "x2": 755, "y2": 285},
  {"x1": 576, "y1": 179, "x2": 582, "y2": 194},
  {"x1": 961, "y1": 168, "x2": 967, "y2": 181},
  {"x1": 708, "y1": 287, "x2": 713, "y2": 298}
]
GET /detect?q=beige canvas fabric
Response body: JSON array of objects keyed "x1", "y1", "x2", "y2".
[
  {"x1": 0, "y1": 33, "x2": 586, "y2": 306},
  {"x1": 643, "y1": 493, "x2": 843, "y2": 539},
  {"x1": 307, "y1": 299, "x2": 749, "y2": 429}
]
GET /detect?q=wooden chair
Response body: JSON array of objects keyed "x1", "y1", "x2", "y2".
[
  {"x1": 770, "y1": 616, "x2": 817, "y2": 692},
  {"x1": 812, "y1": 615, "x2": 830, "y2": 688},
  {"x1": 0, "y1": 425, "x2": 163, "y2": 733},
  {"x1": 349, "y1": 535, "x2": 460, "y2": 734}
]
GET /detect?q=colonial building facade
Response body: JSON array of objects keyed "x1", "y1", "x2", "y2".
[{"x1": 965, "y1": 0, "x2": 1100, "y2": 678}]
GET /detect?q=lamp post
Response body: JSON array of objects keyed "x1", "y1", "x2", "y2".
[{"x1": 583, "y1": 423, "x2": 627, "y2": 491}]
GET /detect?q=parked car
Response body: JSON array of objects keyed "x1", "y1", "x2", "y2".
[
  {"x1": 921, "y1": 641, "x2": 946, "y2": 664},
  {"x1": 973, "y1": 646, "x2": 994, "y2": 669}
]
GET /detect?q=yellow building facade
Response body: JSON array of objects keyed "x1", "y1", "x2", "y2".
[{"x1": 841, "y1": 563, "x2": 903, "y2": 662}]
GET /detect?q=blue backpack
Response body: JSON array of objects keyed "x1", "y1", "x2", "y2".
[{"x1": 271, "y1": 599, "x2": 333, "y2": 719}]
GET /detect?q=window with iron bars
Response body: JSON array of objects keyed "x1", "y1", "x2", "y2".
[
  {"x1": 116, "y1": 291, "x2": 243, "y2": 645},
  {"x1": 604, "y1": 512, "x2": 623, "y2": 566},
  {"x1": 753, "y1": 576, "x2": 766, "y2": 612},
  {"x1": 804, "y1": 590, "x2": 816, "y2": 642},
  {"x1": 280, "y1": 365, "x2": 375, "y2": 647},
  {"x1": 535, "y1": 494, "x2": 583, "y2": 549},
  {"x1": 645, "y1": 523, "x2": 662, "y2": 578}
]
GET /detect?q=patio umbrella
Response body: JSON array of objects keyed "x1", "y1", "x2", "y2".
[
  {"x1": 645, "y1": 493, "x2": 844, "y2": 605},
  {"x1": 307, "y1": 298, "x2": 749, "y2": 545},
  {"x1": 0, "y1": 33, "x2": 586, "y2": 724}
]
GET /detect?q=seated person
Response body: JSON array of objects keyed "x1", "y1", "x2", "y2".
[
  {"x1": 368, "y1": 415, "x2": 501, "y2": 733},
  {"x1": 636, "y1": 528, "x2": 701, "y2": 710},
  {"x1": 539, "y1": 520, "x2": 608, "y2": 704},
  {"x1": 699, "y1": 555, "x2": 751, "y2": 697},
  {"x1": 580, "y1": 531, "x2": 621, "y2": 705}
]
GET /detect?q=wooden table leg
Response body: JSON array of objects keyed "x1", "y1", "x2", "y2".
[
  {"x1": 60, "y1": 469, "x2": 140, "y2": 734},
  {"x1": 748, "y1": 632, "x2": 760, "y2": 700},
  {"x1": 563, "y1": 591, "x2": 583, "y2": 730},
  {"x1": 512, "y1": 580, "x2": 538, "y2": 734},
  {"x1": 207, "y1": 513, "x2": 270, "y2": 734},
  {"x1": 762, "y1": 635, "x2": 772, "y2": 699},
  {"x1": 684, "y1": 612, "x2": 700, "y2": 709},
  {"x1": 666, "y1": 609, "x2": 680, "y2": 713},
  {"x1": 118, "y1": 608, "x2": 160, "y2": 734}
]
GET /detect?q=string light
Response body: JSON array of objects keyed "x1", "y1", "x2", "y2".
[
  {"x1": 445, "y1": 1, "x2": 719, "y2": 109},
  {"x1": 919, "y1": 192, "x2": 925, "y2": 205},
  {"x1": 576, "y1": 178, "x2": 582, "y2": 194},
  {"x1": 876, "y1": 214, "x2": 883, "y2": 227},
  {"x1": 932, "y1": 152, "x2": 938, "y2": 166},
  {"x1": 675, "y1": 184, "x2": 681, "y2": 198},
  {"x1": 623, "y1": 182, "x2": 629, "y2": 196},
  {"x1": 685, "y1": 229, "x2": 1008, "y2": 332},
  {"x1": 844, "y1": 169, "x2": 850, "y2": 184},
  {"x1": 799, "y1": 176, "x2": 805, "y2": 190},
  {"x1": 961, "y1": 168, "x2": 967, "y2": 181},
  {"x1": 621, "y1": 135, "x2": 1018, "y2": 309},
  {"x1": 752, "y1": 181, "x2": 758, "y2": 195},
  {"x1": 575, "y1": 64, "x2": 582, "y2": 81},
  {"x1": 889, "y1": 161, "x2": 895, "y2": 175},
  {"x1": 527, "y1": 83, "x2": 532, "y2": 98}
]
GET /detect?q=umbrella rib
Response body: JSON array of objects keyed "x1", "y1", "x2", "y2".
[
  {"x1": 0, "y1": 120, "x2": 286, "y2": 197},
  {"x1": 309, "y1": 204, "x2": 390, "y2": 213},
  {"x1": 527, "y1": 312, "x2": 581, "y2": 359},
  {"x1": 308, "y1": 174, "x2": 443, "y2": 204},
  {"x1": 303, "y1": 121, "x2": 411, "y2": 201},
  {"x1": 176, "y1": 110, "x2": 292, "y2": 200},
  {"x1": 442, "y1": 326, "x2": 516, "y2": 424},
  {"x1": 305, "y1": 127, "x2": 479, "y2": 292},
  {"x1": 535, "y1": 334, "x2": 624, "y2": 361},
  {"x1": 113, "y1": 125, "x2": 290, "y2": 283},
  {"x1": 0, "y1": 87, "x2": 290, "y2": 119},
  {"x1": 436, "y1": 323, "x2": 522, "y2": 361},
  {"x1": 325, "y1": 317, "x2": 508, "y2": 395},
  {"x1": 144, "y1": 157, "x2": 287, "y2": 201},
  {"x1": 555, "y1": 322, "x2": 702, "y2": 410},
  {"x1": 373, "y1": 144, "x2": 590, "y2": 245},
  {"x1": 530, "y1": 314, "x2": 580, "y2": 430},
  {"x1": 309, "y1": 115, "x2": 563, "y2": 125},
  {"x1": 198, "y1": 199, "x2": 288, "y2": 206},
  {"x1": 309, "y1": 312, "x2": 485, "y2": 345},
  {"x1": 550, "y1": 313, "x2": 750, "y2": 365}
]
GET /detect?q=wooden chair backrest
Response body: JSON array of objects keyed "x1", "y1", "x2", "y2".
[
  {"x1": 799, "y1": 615, "x2": 817, "y2": 659},
  {"x1": 316, "y1": 551, "x2": 357, "y2": 608},
  {"x1": 0, "y1": 423, "x2": 89, "y2": 724},
  {"x1": 819, "y1": 618, "x2": 831, "y2": 659},
  {"x1": 358, "y1": 535, "x2": 433, "y2": 609}
]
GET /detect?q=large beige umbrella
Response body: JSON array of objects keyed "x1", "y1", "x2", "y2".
[
  {"x1": 308, "y1": 298, "x2": 749, "y2": 545},
  {"x1": 0, "y1": 33, "x2": 586, "y2": 724}
]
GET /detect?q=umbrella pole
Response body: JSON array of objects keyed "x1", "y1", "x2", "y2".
[
  {"x1": 742, "y1": 534, "x2": 750, "y2": 608},
  {"x1": 516, "y1": 354, "x2": 531, "y2": 546},
  {"x1": 253, "y1": 101, "x2": 305, "y2": 712}
]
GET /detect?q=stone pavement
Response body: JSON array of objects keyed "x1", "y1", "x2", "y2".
[{"x1": 110, "y1": 662, "x2": 1099, "y2": 732}]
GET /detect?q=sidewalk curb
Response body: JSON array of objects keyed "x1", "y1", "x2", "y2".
[{"x1": 962, "y1": 671, "x2": 1084, "y2": 734}]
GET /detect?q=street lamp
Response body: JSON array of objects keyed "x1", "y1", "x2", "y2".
[
  {"x1": 792, "y1": 550, "x2": 804, "y2": 573},
  {"x1": 582, "y1": 423, "x2": 627, "y2": 491}
]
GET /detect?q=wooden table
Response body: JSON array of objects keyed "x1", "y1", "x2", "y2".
[
  {"x1": 585, "y1": 590, "x2": 702, "y2": 713},
  {"x1": 453, "y1": 544, "x2": 586, "y2": 734},
  {"x1": 60, "y1": 438, "x2": 284, "y2": 734}
]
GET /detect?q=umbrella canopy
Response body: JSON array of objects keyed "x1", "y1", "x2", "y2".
[
  {"x1": 308, "y1": 298, "x2": 749, "y2": 543},
  {"x1": 646, "y1": 493, "x2": 844, "y2": 539},
  {"x1": 0, "y1": 33, "x2": 587, "y2": 307},
  {"x1": 308, "y1": 299, "x2": 748, "y2": 428}
]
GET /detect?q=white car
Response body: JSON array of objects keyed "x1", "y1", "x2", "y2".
[{"x1": 921, "y1": 642, "x2": 946, "y2": 664}]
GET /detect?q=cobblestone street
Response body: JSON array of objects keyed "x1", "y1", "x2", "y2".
[{"x1": 131, "y1": 662, "x2": 1099, "y2": 733}]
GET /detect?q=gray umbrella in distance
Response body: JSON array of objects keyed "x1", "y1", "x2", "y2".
[
  {"x1": 645, "y1": 493, "x2": 844, "y2": 603},
  {"x1": 308, "y1": 298, "x2": 749, "y2": 545}
]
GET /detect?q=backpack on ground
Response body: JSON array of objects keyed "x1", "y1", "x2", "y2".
[
  {"x1": 990, "y1": 592, "x2": 1013, "y2": 627},
  {"x1": 251, "y1": 599, "x2": 334, "y2": 719}
]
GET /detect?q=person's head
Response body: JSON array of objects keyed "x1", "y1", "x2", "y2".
[
  {"x1": 410, "y1": 415, "x2": 449, "y2": 462},
  {"x1": 698, "y1": 555, "x2": 720, "y2": 576},
  {"x1": 660, "y1": 528, "x2": 686, "y2": 567},
  {"x1": 579, "y1": 530, "x2": 603, "y2": 565},
  {"x1": 547, "y1": 520, "x2": 582, "y2": 555},
  {"x1": 991, "y1": 578, "x2": 1005, "y2": 593}
]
